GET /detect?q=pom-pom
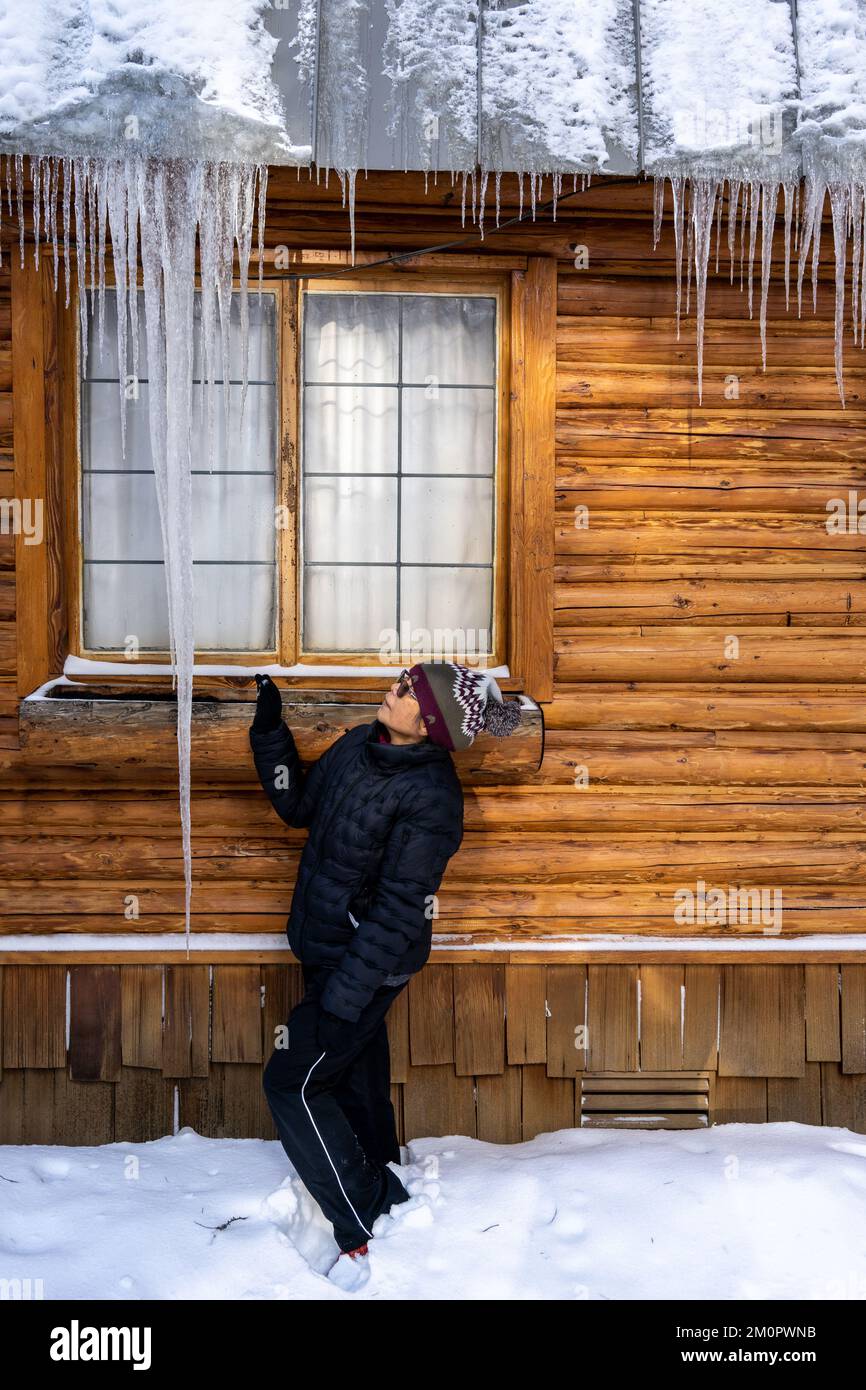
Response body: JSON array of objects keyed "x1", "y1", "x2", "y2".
[{"x1": 482, "y1": 694, "x2": 522, "y2": 738}]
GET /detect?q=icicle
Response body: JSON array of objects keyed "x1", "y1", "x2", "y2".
[
  {"x1": 652, "y1": 176, "x2": 664, "y2": 250},
  {"x1": 714, "y1": 184, "x2": 723, "y2": 275},
  {"x1": 685, "y1": 196, "x2": 693, "y2": 318},
  {"x1": 73, "y1": 160, "x2": 89, "y2": 371},
  {"x1": 851, "y1": 184, "x2": 863, "y2": 348},
  {"x1": 688, "y1": 177, "x2": 719, "y2": 406},
  {"x1": 782, "y1": 183, "x2": 794, "y2": 312},
  {"x1": 829, "y1": 182, "x2": 851, "y2": 407},
  {"x1": 478, "y1": 168, "x2": 487, "y2": 240},
  {"x1": 6, "y1": 152, "x2": 268, "y2": 951},
  {"x1": 758, "y1": 183, "x2": 778, "y2": 371},
  {"x1": 95, "y1": 166, "x2": 109, "y2": 371},
  {"x1": 257, "y1": 162, "x2": 268, "y2": 294},
  {"x1": 727, "y1": 180, "x2": 741, "y2": 285},
  {"x1": 15, "y1": 154, "x2": 24, "y2": 269},
  {"x1": 495, "y1": 169, "x2": 502, "y2": 228},
  {"x1": 670, "y1": 175, "x2": 685, "y2": 339},
  {"x1": 810, "y1": 193, "x2": 823, "y2": 316},
  {"x1": 62, "y1": 157, "x2": 72, "y2": 308},
  {"x1": 860, "y1": 187, "x2": 866, "y2": 350},
  {"x1": 746, "y1": 179, "x2": 759, "y2": 319},
  {"x1": 739, "y1": 181, "x2": 749, "y2": 292},
  {"x1": 31, "y1": 156, "x2": 41, "y2": 268},
  {"x1": 104, "y1": 163, "x2": 130, "y2": 460}
]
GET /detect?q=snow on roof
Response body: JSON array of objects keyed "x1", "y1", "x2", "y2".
[
  {"x1": 639, "y1": 0, "x2": 800, "y2": 177},
  {"x1": 0, "y1": 0, "x2": 301, "y2": 161},
  {"x1": 796, "y1": 0, "x2": 866, "y2": 172},
  {"x1": 3, "y1": 1, "x2": 866, "y2": 181}
]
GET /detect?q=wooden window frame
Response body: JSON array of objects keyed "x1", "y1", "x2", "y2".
[
  {"x1": 13, "y1": 247, "x2": 555, "y2": 701},
  {"x1": 294, "y1": 270, "x2": 509, "y2": 667},
  {"x1": 59, "y1": 265, "x2": 286, "y2": 666}
]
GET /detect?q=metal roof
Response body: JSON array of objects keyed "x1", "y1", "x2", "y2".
[{"x1": 264, "y1": 0, "x2": 866, "y2": 183}]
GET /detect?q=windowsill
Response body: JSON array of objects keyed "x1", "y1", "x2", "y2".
[
  {"x1": 19, "y1": 677, "x2": 544, "y2": 779},
  {"x1": 62, "y1": 656, "x2": 513, "y2": 680}
]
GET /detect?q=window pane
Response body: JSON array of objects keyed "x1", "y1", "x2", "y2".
[
  {"x1": 84, "y1": 288, "x2": 276, "y2": 383},
  {"x1": 81, "y1": 289, "x2": 278, "y2": 652},
  {"x1": 401, "y1": 478, "x2": 494, "y2": 564},
  {"x1": 304, "y1": 294, "x2": 399, "y2": 383},
  {"x1": 83, "y1": 562, "x2": 274, "y2": 651},
  {"x1": 300, "y1": 290, "x2": 497, "y2": 655},
  {"x1": 304, "y1": 565, "x2": 396, "y2": 651},
  {"x1": 402, "y1": 295, "x2": 496, "y2": 385},
  {"x1": 83, "y1": 382, "x2": 276, "y2": 472},
  {"x1": 401, "y1": 567, "x2": 493, "y2": 652},
  {"x1": 304, "y1": 476, "x2": 397, "y2": 563},
  {"x1": 402, "y1": 386, "x2": 495, "y2": 474},
  {"x1": 83, "y1": 473, "x2": 275, "y2": 563},
  {"x1": 303, "y1": 384, "x2": 398, "y2": 473}
]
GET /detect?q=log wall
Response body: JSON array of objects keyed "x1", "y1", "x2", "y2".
[{"x1": 1, "y1": 172, "x2": 865, "y2": 1141}]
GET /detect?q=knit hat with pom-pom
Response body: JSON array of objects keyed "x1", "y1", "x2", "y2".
[{"x1": 408, "y1": 662, "x2": 523, "y2": 751}]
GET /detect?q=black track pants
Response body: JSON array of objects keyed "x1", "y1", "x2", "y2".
[{"x1": 263, "y1": 963, "x2": 412, "y2": 1252}]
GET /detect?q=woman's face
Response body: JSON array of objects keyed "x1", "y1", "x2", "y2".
[{"x1": 377, "y1": 675, "x2": 428, "y2": 742}]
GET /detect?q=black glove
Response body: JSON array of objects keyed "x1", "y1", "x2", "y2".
[
  {"x1": 251, "y1": 674, "x2": 283, "y2": 734},
  {"x1": 316, "y1": 1006, "x2": 355, "y2": 1055}
]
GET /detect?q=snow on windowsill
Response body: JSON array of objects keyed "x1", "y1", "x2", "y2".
[{"x1": 19, "y1": 661, "x2": 516, "y2": 701}]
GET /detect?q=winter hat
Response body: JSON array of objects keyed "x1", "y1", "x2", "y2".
[{"x1": 409, "y1": 662, "x2": 523, "y2": 751}]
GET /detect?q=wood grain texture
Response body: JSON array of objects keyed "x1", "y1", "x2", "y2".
[{"x1": 4, "y1": 174, "x2": 866, "y2": 1144}]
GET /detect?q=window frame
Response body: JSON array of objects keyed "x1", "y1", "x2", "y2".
[
  {"x1": 63, "y1": 269, "x2": 287, "y2": 665},
  {"x1": 14, "y1": 247, "x2": 555, "y2": 701},
  {"x1": 293, "y1": 271, "x2": 511, "y2": 668}
]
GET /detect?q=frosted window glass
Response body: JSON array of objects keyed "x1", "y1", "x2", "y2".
[
  {"x1": 304, "y1": 476, "x2": 397, "y2": 563},
  {"x1": 84, "y1": 563, "x2": 274, "y2": 651},
  {"x1": 402, "y1": 387, "x2": 494, "y2": 474},
  {"x1": 304, "y1": 385, "x2": 398, "y2": 473},
  {"x1": 83, "y1": 383, "x2": 276, "y2": 472},
  {"x1": 402, "y1": 296, "x2": 495, "y2": 385},
  {"x1": 401, "y1": 478, "x2": 494, "y2": 564},
  {"x1": 301, "y1": 291, "x2": 497, "y2": 653},
  {"x1": 304, "y1": 566, "x2": 397, "y2": 651},
  {"x1": 85, "y1": 289, "x2": 276, "y2": 383},
  {"x1": 401, "y1": 568, "x2": 493, "y2": 649},
  {"x1": 304, "y1": 294, "x2": 399, "y2": 383},
  {"x1": 81, "y1": 288, "x2": 278, "y2": 652}
]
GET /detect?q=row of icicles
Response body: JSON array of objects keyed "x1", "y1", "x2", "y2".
[
  {"x1": 0, "y1": 151, "x2": 268, "y2": 954},
  {"x1": 5, "y1": 155, "x2": 865, "y2": 405},
  {"x1": 653, "y1": 172, "x2": 866, "y2": 406}
]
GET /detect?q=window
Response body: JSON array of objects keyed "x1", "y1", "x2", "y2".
[
  {"x1": 15, "y1": 251, "x2": 553, "y2": 698},
  {"x1": 79, "y1": 286, "x2": 279, "y2": 653},
  {"x1": 300, "y1": 284, "x2": 503, "y2": 658}
]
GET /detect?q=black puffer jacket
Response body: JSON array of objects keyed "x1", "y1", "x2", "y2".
[{"x1": 250, "y1": 716, "x2": 464, "y2": 1022}]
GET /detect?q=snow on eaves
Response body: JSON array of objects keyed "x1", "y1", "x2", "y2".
[
  {"x1": 0, "y1": 0, "x2": 301, "y2": 161},
  {"x1": 796, "y1": 0, "x2": 866, "y2": 172},
  {"x1": 480, "y1": 0, "x2": 638, "y2": 172},
  {"x1": 640, "y1": 0, "x2": 800, "y2": 177}
]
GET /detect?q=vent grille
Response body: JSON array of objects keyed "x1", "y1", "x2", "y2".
[{"x1": 580, "y1": 1072, "x2": 714, "y2": 1129}]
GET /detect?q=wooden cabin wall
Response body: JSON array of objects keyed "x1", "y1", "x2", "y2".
[{"x1": 0, "y1": 172, "x2": 865, "y2": 1142}]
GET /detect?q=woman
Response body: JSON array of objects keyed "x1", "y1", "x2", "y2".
[{"x1": 250, "y1": 661, "x2": 521, "y2": 1275}]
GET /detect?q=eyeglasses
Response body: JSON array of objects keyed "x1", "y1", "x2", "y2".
[{"x1": 395, "y1": 668, "x2": 419, "y2": 701}]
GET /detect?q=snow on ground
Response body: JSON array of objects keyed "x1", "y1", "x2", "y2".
[{"x1": 2, "y1": 1122, "x2": 865, "y2": 1300}]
